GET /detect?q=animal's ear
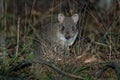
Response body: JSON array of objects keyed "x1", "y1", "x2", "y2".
[
  {"x1": 72, "y1": 14, "x2": 79, "y2": 23},
  {"x1": 58, "y1": 13, "x2": 65, "y2": 24}
]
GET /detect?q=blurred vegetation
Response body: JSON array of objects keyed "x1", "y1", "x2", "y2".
[{"x1": 0, "y1": 0, "x2": 120, "y2": 80}]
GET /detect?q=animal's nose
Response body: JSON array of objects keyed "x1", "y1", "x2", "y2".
[{"x1": 66, "y1": 36, "x2": 70, "y2": 40}]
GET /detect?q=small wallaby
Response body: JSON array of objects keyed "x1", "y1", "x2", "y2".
[{"x1": 35, "y1": 13, "x2": 79, "y2": 58}]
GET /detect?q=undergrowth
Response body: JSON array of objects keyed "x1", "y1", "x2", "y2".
[{"x1": 0, "y1": 0, "x2": 120, "y2": 80}]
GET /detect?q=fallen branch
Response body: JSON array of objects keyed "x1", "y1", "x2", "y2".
[{"x1": 33, "y1": 59, "x2": 84, "y2": 80}]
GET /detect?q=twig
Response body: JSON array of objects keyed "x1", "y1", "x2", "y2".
[
  {"x1": 9, "y1": 17, "x2": 20, "y2": 66},
  {"x1": 94, "y1": 61, "x2": 120, "y2": 80},
  {"x1": 29, "y1": 0, "x2": 36, "y2": 19},
  {"x1": 33, "y1": 59, "x2": 84, "y2": 79},
  {"x1": 16, "y1": 17, "x2": 20, "y2": 57},
  {"x1": 10, "y1": 59, "x2": 84, "y2": 79}
]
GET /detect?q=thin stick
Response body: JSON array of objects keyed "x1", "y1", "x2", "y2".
[
  {"x1": 33, "y1": 60, "x2": 85, "y2": 79},
  {"x1": 16, "y1": 17, "x2": 20, "y2": 57}
]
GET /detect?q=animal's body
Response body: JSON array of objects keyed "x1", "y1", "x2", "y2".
[{"x1": 35, "y1": 13, "x2": 79, "y2": 58}]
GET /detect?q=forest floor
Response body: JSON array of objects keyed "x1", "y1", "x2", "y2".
[{"x1": 0, "y1": 0, "x2": 120, "y2": 80}]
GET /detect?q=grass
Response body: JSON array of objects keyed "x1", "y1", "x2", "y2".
[{"x1": 0, "y1": 0, "x2": 120, "y2": 80}]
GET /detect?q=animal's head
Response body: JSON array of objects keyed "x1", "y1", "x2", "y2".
[{"x1": 57, "y1": 13, "x2": 79, "y2": 46}]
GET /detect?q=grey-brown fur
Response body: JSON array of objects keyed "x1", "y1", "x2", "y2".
[{"x1": 35, "y1": 13, "x2": 79, "y2": 59}]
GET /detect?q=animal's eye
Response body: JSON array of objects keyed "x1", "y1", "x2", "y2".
[{"x1": 72, "y1": 25, "x2": 76, "y2": 31}]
